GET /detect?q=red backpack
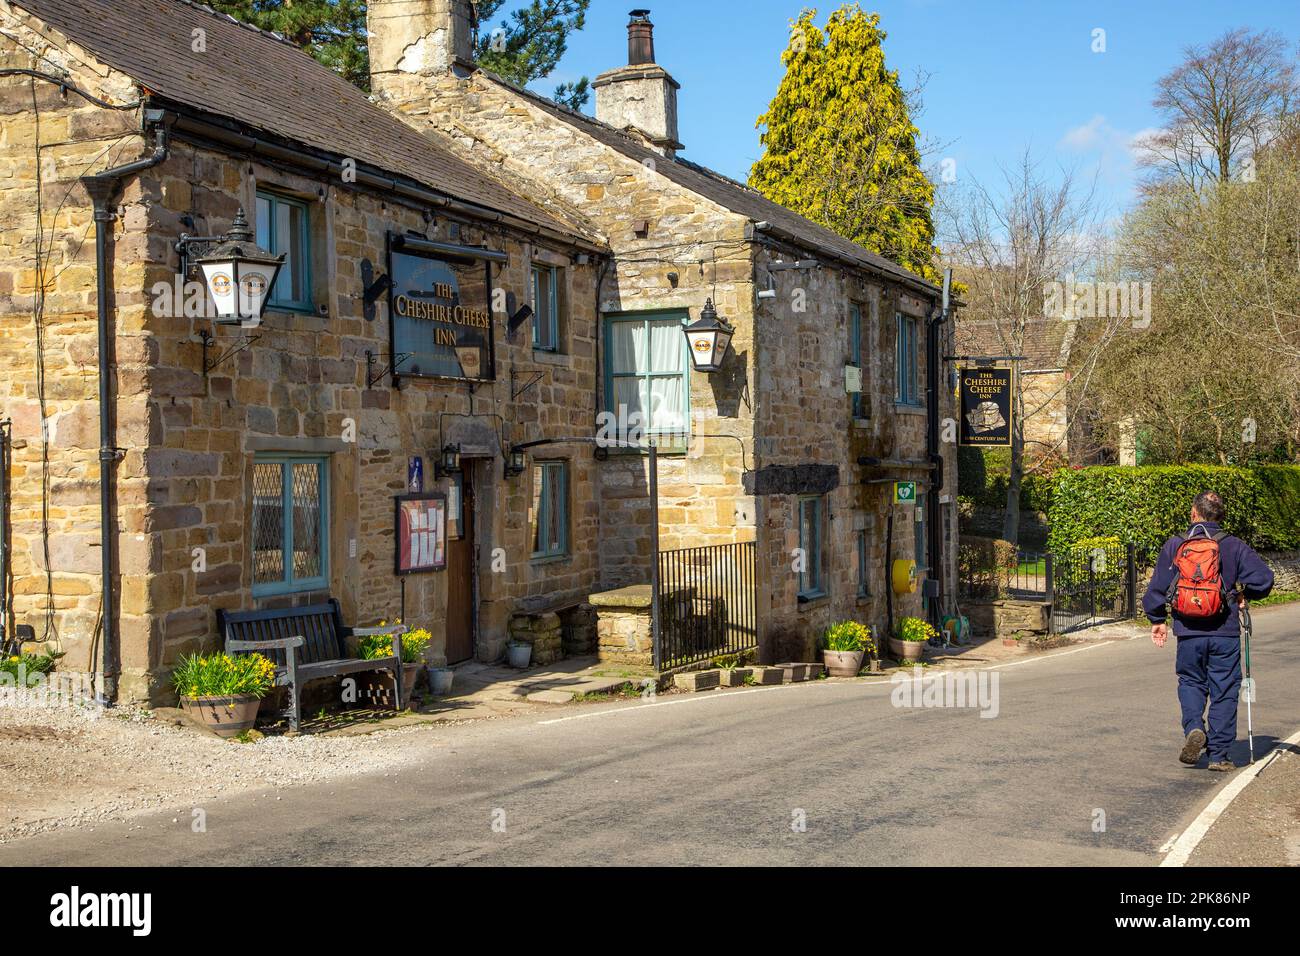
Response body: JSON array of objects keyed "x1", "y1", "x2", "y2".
[{"x1": 1166, "y1": 525, "x2": 1228, "y2": 618}]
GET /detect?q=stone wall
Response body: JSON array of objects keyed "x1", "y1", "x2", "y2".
[{"x1": 0, "y1": 5, "x2": 155, "y2": 681}]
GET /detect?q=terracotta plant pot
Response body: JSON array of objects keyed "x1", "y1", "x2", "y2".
[
  {"x1": 401, "y1": 662, "x2": 422, "y2": 701},
  {"x1": 822, "y1": 649, "x2": 865, "y2": 677},
  {"x1": 181, "y1": 695, "x2": 261, "y2": 738},
  {"x1": 889, "y1": 637, "x2": 926, "y2": 662}
]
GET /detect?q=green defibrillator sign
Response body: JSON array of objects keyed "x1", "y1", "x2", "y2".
[{"x1": 893, "y1": 481, "x2": 917, "y2": 504}]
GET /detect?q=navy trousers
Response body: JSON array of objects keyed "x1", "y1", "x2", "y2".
[{"x1": 1174, "y1": 634, "x2": 1242, "y2": 761}]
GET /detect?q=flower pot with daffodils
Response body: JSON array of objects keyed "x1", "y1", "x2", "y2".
[
  {"x1": 890, "y1": 616, "x2": 938, "y2": 663},
  {"x1": 821, "y1": 621, "x2": 875, "y2": 677},
  {"x1": 172, "y1": 652, "x2": 276, "y2": 738}
]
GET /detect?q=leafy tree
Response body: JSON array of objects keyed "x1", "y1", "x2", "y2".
[
  {"x1": 749, "y1": 5, "x2": 939, "y2": 281},
  {"x1": 474, "y1": 1, "x2": 591, "y2": 110},
  {"x1": 207, "y1": 1, "x2": 591, "y2": 107}
]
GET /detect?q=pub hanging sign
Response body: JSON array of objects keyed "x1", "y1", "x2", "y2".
[
  {"x1": 958, "y1": 366, "x2": 1013, "y2": 447},
  {"x1": 388, "y1": 236, "x2": 497, "y2": 384}
]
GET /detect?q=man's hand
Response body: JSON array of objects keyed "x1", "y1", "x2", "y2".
[{"x1": 1151, "y1": 622, "x2": 1168, "y2": 648}]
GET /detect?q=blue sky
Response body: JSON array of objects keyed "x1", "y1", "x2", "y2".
[{"x1": 527, "y1": 0, "x2": 1300, "y2": 221}]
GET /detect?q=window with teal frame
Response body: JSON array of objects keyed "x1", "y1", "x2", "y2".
[
  {"x1": 603, "y1": 311, "x2": 690, "y2": 443},
  {"x1": 254, "y1": 191, "x2": 312, "y2": 312},
  {"x1": 798, "y1": 495, "x2": 826, "y2": 600},
  {"x1": 532, "y1": 264, "x2": 559, "y2": 351},
  {"x1": 530, "y1": 460, "x2": 568, "y2": 559},
  {"x1": 251, "y1": 455, "x2": 329, "y2": 596}
]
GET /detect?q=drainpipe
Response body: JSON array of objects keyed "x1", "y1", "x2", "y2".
[
  {"x1": 924, "y1": 269, "x2": 952, "y2": 625},
  {"x1": 79, "y1": 111, "x2": 170, "y2": 705}
]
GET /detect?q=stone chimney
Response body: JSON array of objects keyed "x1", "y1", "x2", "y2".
[
  {"x1": 367, "y1": 0, "x2": 475, "y2": 104},
  {"x1": 594, "y1": 9, "x2": 682, "y2": 157}
]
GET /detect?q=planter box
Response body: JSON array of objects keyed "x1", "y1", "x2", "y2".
[
  {"x1": 673, "y1": 670, "x2": 720, "y2": 693},
  {"x1": 747, "y1": 666, "x2": 784, "y2": 685},
  {"x1": 777, "y1": 662, "x2": 812, "y2": 682},
  {"x1": 718, "y1": 667, "x2": 753, "y2": 687}
]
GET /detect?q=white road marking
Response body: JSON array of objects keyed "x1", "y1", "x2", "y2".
[{"x1": 1160, "y1": 727, "x2": 1300, "y2": 867}]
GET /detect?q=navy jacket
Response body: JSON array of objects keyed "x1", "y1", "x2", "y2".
[{"x1": 1142, "y1": 522, "x2": 1274, "y2": 638}]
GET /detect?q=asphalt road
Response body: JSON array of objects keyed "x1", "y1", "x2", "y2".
[{"x1": 3, "y1": 605, "x2": 1297, "y2": 866}]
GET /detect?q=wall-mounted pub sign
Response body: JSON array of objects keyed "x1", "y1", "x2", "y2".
[
  {"x1": 395, "y1": 493, "x2": 447, "y2": 574},
  {"x1": 387, "y1": 234, "x2": 501, "y2": 384},
  {"x1": 958, "y1": 366, "x2": 1013, "y2": 447}
]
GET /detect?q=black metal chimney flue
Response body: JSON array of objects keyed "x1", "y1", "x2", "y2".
[{"x1": 628, "y1": 9, "x2": 655, "y2": 65}]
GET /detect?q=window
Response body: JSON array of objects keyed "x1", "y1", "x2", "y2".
[
  {"x1": 856, "y1": 528, "x2": 870, "y2": 598},
  {"x1": 798, "y1": 495, "x2": 826, "y2": 599},
  {"x1": 532, "y1": 264, "x2": 561, "y2": 351},
  {"x1": 895, "y1": 312, "x2": 921, "y2": 406},
  {"x1": 254, "y1": 191, "x2": 312, "y2": 311},
  {"x1": 251, "y1": 456, "x2": 328, "y2": 595},
  {"x1": 849, "y1": 303, "x2": 864, "y2": 418},
  {"x1": 531, "y1": 461, "x2": 568, "y2": 559},
  {"x1": 605, "y1": 312, "x2": 689, "y2": 440}
]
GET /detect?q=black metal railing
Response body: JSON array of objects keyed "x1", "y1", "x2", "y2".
[
  {"x1": 959, "y1": 537, "x2": 1158, "y2": 635},
  {"x1": 655, "y1": 541, "x2": 756, "y2": 670}
]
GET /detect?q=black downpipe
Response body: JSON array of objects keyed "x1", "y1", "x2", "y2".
[
  {"x1": 79, "y1": 117, "x2": 170, "y2": 705},
  {"x1": 924, "y1": 272, "x2": 952, "y2": 625}
]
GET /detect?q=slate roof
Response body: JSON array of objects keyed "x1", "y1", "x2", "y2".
[
  {"x1": 12, "y1": 0, "x2": 600, "y2": 243},
  {"x1": 954, "y1": 317, "x2": 1072, "y2": 370},
  {"x1": 482, "y1": 74, "x2": 943, "y2": 296}
]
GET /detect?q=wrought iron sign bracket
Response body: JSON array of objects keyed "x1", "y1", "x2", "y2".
[
  {"x1": 366, "y1": 349, "x2": 413, "y2": 389},
  {"x1": 199, "y1": 328, "x2": 260, "y2": 378},
  {"x1": 510, "y1": 367, "x2": 544, "y2": 401}
]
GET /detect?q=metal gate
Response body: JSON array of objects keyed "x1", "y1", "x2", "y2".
[
  {"x1": 654, "y1": 541, "x2": 756, "y2": 670},
  {"x1": 1050, "y1": 541, "x2": 1138, "y2": 634}
]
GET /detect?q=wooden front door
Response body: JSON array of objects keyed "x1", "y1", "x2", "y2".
[{"x1": 445, "y1": 469, "x2": 476, "y2": 663}]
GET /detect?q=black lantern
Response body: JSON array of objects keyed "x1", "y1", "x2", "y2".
[
  {"x1": 436, "y1": 443, "x2": 461, "y2": 478},
  {"x1": 187, "y1": 208, "x2": 284, "y2": 325},
  {"x1": 683, "y1": 298, "x2": 734, "y2": 373},
  {"x1": 504, "y1": 446, "x2": 527, "y2": 479}
]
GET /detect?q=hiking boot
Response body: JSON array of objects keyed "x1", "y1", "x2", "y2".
[
  {"x1": 1207, "y1": 760, "x2": 1235, "y2": 772},
  {"x1": 1179, "y1": 729, "x2": 1207, "y2": 765}
]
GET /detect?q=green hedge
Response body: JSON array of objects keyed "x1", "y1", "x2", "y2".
[
  {"x1": 1044, "y1": 465, "x2": 1300, "y2": 555},
  {"x1": 957, "y1": 447, "x2": 1053, "y2": 513}
]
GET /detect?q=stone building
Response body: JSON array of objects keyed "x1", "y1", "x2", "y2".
[
  {"x1": 0, "y1": 0, "x2": 958, "y2": 705},
  {"x1": 368, "y1": 4, "x2": 960, "y2": 663}
]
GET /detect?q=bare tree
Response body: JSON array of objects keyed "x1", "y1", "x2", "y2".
[
  {"x1": 939, "y1": 152, "x2": 1105, "y2": 543},
  {"x1": 1141, "y1": 28, "x2": 1299, "y2": 192}
]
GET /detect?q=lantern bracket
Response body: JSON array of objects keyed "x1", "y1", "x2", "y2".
[
  {"x1": 365, "y1": 349, "x2": 413, "y2": 388},
  {"x1": 199, "y1": 328, "x2": 260, "y2": 378},
  {"x1": 175, "y1": 233, "x2": 226, "y2": 281}
]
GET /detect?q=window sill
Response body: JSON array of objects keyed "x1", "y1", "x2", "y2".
[
  {"x1": 893, "y1": 403, "x2": 926, "y2": 416},
  {"x1": 852, "y1": 417, "x2": 872, "y2": 429},
  {"x1": 530, "y1": 553, "x2": 571, "y2": 566},
  {"x1": 797, "y1": 592, "x2": 829, "y2": 610},
  {"x1": 532, "y1": 349, "x2": 570, "y2": 366}
]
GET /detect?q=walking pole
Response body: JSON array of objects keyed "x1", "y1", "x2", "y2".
[{"x1": 1238, "y1": 589, "x2": 1255, "y2": 764}]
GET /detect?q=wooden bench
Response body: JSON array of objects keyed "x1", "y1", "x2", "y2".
[{"x1": 217, "y1": 600, "x2": 405, "y2": 733}]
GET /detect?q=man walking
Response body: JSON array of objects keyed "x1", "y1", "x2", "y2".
[{"x1": 1143, "y1": 491, "x2": 1273, "y2": 771}]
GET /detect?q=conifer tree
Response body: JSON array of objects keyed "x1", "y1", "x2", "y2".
[{"x1": 749, "y1": 5, "x2": 939, "y2": 281}]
